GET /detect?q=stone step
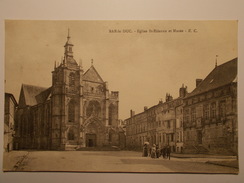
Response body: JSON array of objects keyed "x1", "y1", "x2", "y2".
[{"x1": 65, "y1": 145, "x2": 78, "y2": 151}]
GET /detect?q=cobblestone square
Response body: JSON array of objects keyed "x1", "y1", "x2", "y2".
[{"x1": 3, "y1": 150, "x2": 238, "y2": 174}]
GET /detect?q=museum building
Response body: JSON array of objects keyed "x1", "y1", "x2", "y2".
[
  {"x1": 14, "y1": 32, "x2": 122, "y2": 150},
  {"x1": 183, "y1": 58, "x2": 237, "y2": 155}
]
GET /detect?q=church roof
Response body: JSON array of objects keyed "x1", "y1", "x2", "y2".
[
  {"x1": 20, "y1": 84, "x2": 50, "y2": 106},
  {"x1": 186, "y1": 58, "x2": 237, "y2": 98},
  {"x1": 83, "y1": 65, "x2": 104, "y2": 83},
  {"x1": 35, "y1": 87, "x2": 52, "y2": 104}
]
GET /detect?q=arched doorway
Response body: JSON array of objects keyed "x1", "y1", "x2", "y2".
[
  {"x1": 84, "y1": 117, "x2": 104, "y2": 147},
  {"x1": 86, "y1": 133, "x2": 96, "y2": 147}
]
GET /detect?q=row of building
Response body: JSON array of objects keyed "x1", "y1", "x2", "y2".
[{"x1": 125, "y1": 58, "x2": 238, "y2": 155}]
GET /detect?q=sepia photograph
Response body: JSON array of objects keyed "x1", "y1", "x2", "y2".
[{"x1": 3, "y1": 20, "x2": 238, "y2": 174}]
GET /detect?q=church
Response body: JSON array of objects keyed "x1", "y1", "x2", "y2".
[{"x1": 14, "y1": 32, "x2": 122, "y2": 150}]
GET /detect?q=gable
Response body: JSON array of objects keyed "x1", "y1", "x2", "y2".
[
  {"x1": 19, "y1": 84, "x2": 48, "y2": 107},
  {"x1": 83, "y1": 65, "x2": 104, "y2": 83},
  {"x1": 18, "y1": 87, "x2": 26, "y2": 108}
]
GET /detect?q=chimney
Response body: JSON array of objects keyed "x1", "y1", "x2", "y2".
[
  {"x1": 179, "y1": 84, "x2": 187, "y2": 98},
  {"x1": 196, "y1": 79, "x2": 203, "y2": 87},
  {"x1": 165, "y1": 93, "x2": 173, "y2": 102},
  {"x1": 130, "y1": 110, "x2": 135, "y2": 117},
  {"x1": 144, "y1": 106, "x2": 148, "y2": 111}
]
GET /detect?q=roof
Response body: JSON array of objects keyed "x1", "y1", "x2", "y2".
[
  {"x1": 186, "y1": 58, "x2": 237, "y2": 98},
  {"x1": 5, "y1": 93, "x2": 18, "y2": 106},
  {"x1": 35, "y1": 87, "x2": 52, "y2": 104},
  {"x1": 83, "y1": 65, "x2": 104, "y2": 83},
  {"x1": 19, "y1": 84, "x2": 49, "y2": 106}
]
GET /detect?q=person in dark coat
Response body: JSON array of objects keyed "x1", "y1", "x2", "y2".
[
  {"x1": 166, "y1": 145, "x2": 171, "y2": 160},
  {"x1": 156, "y1": 144, "x2": 160, "y2": 158},
  {"x1": 148, "y1": 145, "x2": 152, "y2": 157},
  {"x1": 161, "y1": 146, "x2": 167, "y2": 159},
  {"x1": 142, "y1": 144, "x2": 148, "y2": 157}
]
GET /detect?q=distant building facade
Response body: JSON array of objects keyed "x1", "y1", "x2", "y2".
[
  {"x1": 183, "y1": 58, "x2": 237, "y2": 155},
  {"x1": 4, "y1": 93, "x2": 17, "y2": 151},
  {"x1": 156, "y1": 87, "x2": 186, "y2": 153},
  {"x1": 125, "y1": 85, "x2": 187, "y2": 153},
  {"x1": 14, "y1": 33, "x2": 122, "y2": 150}
]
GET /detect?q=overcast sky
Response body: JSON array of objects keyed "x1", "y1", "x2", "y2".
[{"x1": 5, "y1": 20, "x2": 237, "y2": 119}]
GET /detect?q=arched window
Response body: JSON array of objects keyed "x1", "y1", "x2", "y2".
[
  {"x1": 68, "y1": 129, "x2": 75, "y2": 140},
  {"x1": 69, "y1": 72, "x2": 75, "y2": 86},
  {"x1": 68, "y1": 99, "x2": 75, "y2": 122},
  {"x1": 109, "y1": 104, "x2": 116, "y2": 125},
  {"x1": 86, "y1": 100, "x2": 101, "y2": 117}
]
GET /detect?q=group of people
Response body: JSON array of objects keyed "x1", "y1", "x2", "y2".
[{"x1": 142, "y1": 144, "x2": 171, "y2": 160}]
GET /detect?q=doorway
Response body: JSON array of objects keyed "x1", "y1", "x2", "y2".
[{"x1": 86, "y1": 134, "x2": 96, "y2": 147}]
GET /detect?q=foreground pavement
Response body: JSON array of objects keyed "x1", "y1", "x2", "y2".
[{"x1": 3, "y1": 150, "x2": 238, "y2": 174}]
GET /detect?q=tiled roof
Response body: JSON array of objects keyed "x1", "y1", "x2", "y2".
[
  {"x1": 186, "y1": 58, "x2": 237, "y2": 98},
  {"x1": 83, "y1": 65, "x2": 104, "y2": 83},
  {"x1": 21, "y1": 84, "x2": 49, "y2": 106},
  {"x1": 35, "y1": 87, "x2": 52, "y2": 104}
]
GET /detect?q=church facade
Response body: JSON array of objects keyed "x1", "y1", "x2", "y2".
[{"x1": 14, "y1": 33, "x2": 121, "y2": 150}]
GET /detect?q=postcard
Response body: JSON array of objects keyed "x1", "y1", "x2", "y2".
[{"x1": 3, "y1": 20, "x2": 238, "y2": 173}]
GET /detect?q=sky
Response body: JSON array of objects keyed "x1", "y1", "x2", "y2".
[{"x1": 5, "y1": 20, "x2": 237, "y2": 120}]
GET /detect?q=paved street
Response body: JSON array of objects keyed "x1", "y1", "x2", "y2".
[{"x1": 3, "y1": 150, "x2": 238, "y2": 174}]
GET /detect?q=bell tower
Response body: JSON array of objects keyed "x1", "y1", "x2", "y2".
[{"x1": 51, "y1": 30, "x2": 83, "y2": 150}]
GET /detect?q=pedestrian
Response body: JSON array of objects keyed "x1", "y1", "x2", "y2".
[
  {"x1": 166, "y1": 145, "x2": 171, "y2": 160},
  {"x1": 160, "y1": 147, "x2": 164, "y2": 158},
  {"x1": 161, "y1": 146, "x2": 167, "y2": 159},
  {"x1": 148, "y1": 145, "x2": 152, "y2": 157},
  {"x1": 142, "y1": 144, "x2": 148, "y2": 157},
  {"x1": 156, "y1": 144, "x2": 160, "y2": 158},
  {"x1": 151, "y1": 144, "x2": 156, "y2": 158}
]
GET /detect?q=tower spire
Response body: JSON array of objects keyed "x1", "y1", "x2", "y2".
[
  {"x1": 64, "y1": 29, "x2": 74, "y2": 58},
  {"x1": 91, "y1": 59, "x2": 94, "y2": 66},
  {"x1": 67, "y1": 28, "x2": 70, "y2": 41}
]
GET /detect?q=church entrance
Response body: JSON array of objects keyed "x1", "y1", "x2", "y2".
[{"x1": 86, "y1": 134, "x2": 97, "y2": 147}]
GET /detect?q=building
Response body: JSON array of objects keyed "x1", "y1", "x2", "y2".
[
  {"x1": 156, "y1": 85, "x2": 187, "y2": 152},
  {"x1": 4, "y1": 93, "x2": 17, "y2": 152},
  {"x1": 125, "y1": 106, "x2": 156, "y2": 150},
  {"x1": 14, "y1": 32, "x2": 121, "y2": 150},
  {"x1": 183, "y1": 58, "x2": 237, "y2": 155},
  {"x1": 125, "y1": 85, "x2": 187, "y2": 153}
]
